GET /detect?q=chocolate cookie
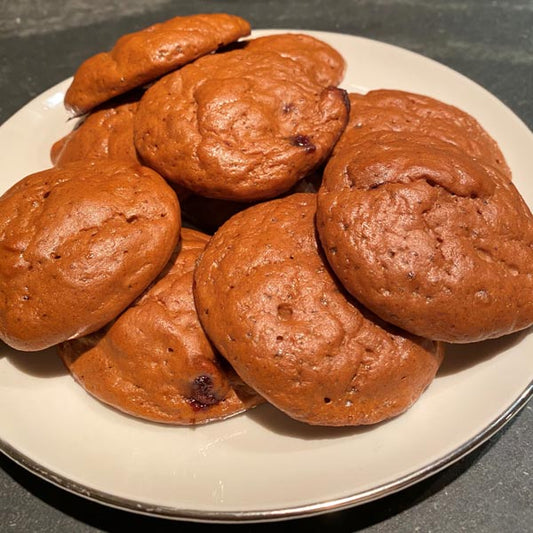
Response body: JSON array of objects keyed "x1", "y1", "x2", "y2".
[
  {"x1": 194, "y1": 194, "x2": 443, "y2": 426},
  {"x1": 134, "y1": 35, "x2": 349, "y2": 201},
  {"x1": 64, "y1": 13, "x2": 251, "y2": 115},
  {"x1": 59, "y1": 228, "x2": 262, "y2": 425},
  {"x1": 0, "y1": 160, "x2": 180, "y2": 351},
  {"x1": 317, "y1": 127, "x2": 533, "y2": 343},
  {"x1": 51, "y1": 98, "x2": 141, "y2": 166},
  {"x1": 341, "y1": 90, "x2": 511, "y2": 179},
  {"x1": 244, "y1": 33, "x2": 345, "y2": 87}
]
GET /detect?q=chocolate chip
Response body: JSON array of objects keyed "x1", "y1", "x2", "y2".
[
  {"x1": 282, "y1": 103, "x2": 295, "y2": 113},
  {"x1": 290, "y1": 135, "x2": 316, "y2": 153},
  {"x1": 190, "y1": 374, "x2": 219, "y2": 407}
]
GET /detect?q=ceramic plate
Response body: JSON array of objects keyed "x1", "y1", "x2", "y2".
[{"x1": 0, "y1": 30, "x2": 532, "y2": 523}]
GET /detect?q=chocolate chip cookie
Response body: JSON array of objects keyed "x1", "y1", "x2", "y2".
[
  {"x1": 194, "y1": 194, "x2": 443, "y2": 426},
  {"x1": 134, "y1": 34, "x2": 349, "y2": 201},
  {"x1": 0, "y1": 160, "x2": 180, "y2": 351},
  {"x1": 339, "y1": 90, "x2": 511, "y2": 179},
  {"x1": 59, "y1": 228, "x2": 262, "y2": 424},
  {"x1": 317, "y1": 120, "x2": 533, "y2": 342},
  {"x1": 64, "y1": 13, "x2": 251, "y2": 115}
]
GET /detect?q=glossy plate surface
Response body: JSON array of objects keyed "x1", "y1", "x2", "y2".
[{"x1": 0, "y1": 30, "x2": 532, "y2": 522}]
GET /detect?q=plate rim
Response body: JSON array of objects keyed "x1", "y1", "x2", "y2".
[
  {"x1": 1, "y1": 28, "x2": 532, "y2": 523},
  {"x1": 1, "y1": 381, "x2": 530, "y2": 523}
]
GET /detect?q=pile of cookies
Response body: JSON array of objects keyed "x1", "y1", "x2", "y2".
[{"x1": 1, "y1": 14, "x2": 532, "y2": 427}]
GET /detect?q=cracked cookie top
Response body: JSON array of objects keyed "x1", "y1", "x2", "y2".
[
  {"x1": 317, "y1": 92, "x2": 533, "y2": 342},
  {"x1": 133, "y1": 34, "x2": 349, "y2": 202},
  {"x1": 243, "y1": 32, "x2": 345, "y2": 87},
  {"x1": 193, "y1": 193, "x2": 443, "y2": 426},
  {"x1": 337, "y1": 90, "x2": 511, "y2": 180},
  {"x1": 0, "y1": 159, "x2": 180, "y2": 351}
]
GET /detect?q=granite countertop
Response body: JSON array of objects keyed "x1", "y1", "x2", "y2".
[{"x1": 0, "y1": 1, "x2": 532, "y2": 531}]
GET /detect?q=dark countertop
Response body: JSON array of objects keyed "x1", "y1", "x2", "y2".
[{"x1": 1, "y1": 1, "x2": 532, "y2": 531}]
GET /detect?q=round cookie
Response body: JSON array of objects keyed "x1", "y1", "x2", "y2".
[
  {"x1": 193, "y1": 193, "x2": 443, "y2": 427},
  {"x1": 317, "y1": 129, "x2": 533, "y2": 343},
  {"x1": 59, "y1": 228, "x2": 262, "y2": 425},
  {"x1": 50, "y1": 97, "x2": 190, "y2": 201},
  {"x1": 51, "y1": 98, "x2": 141, "y2": 166},
  {"x1": 134, "y1": 37, "x2": 349, "y2": 201},
  {"x1": 64, "y1": 13, "x2": 251, "y2": 115},
  {"x1": 341, "y1": 90, "x2": 511, "y2": 180},
  {"x1": 244, "y1": 33, "x2": 346, "y2": 87},
  {"x1": 0, "y1": 160, "x2": 180, "y2": 351}
]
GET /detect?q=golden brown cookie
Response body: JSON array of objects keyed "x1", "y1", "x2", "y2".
[
  {"x1": 194, "y1": 194, "x2": 443, "y2": 426},
  {"x1": 0, "y1": 160, "x2": 180, "y2": 351},
  {"x1": 317, "y1": 127, "x2": 533, "y2": 343},
  {"x1": 134, "y1": 36, "x2": 349, "y2": 201},
  {"x1": 50, "y1": 95, "x2": 191, "y2": 201},
  {"x1": 51, "y1": 98, "x2": 141, "y2": 166},
  {"x1": 64, "y1": 13, "x2": 251, "y2": 115},
  {"x1": 340, "y1": 90, "x2": 511, "y2": 180},
  {"x1": 59, "y1": 228, "x2": 262, "y2": 425},
  {"x1": 244, "y1": 33, "x2": 345, "y2": 87}
]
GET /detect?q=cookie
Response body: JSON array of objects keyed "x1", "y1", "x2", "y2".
[
  {"x1": 0, "y1": 160, "x2": 180, "y2": 351},
  {"x1": 51, "y1": 98, "x2": 141, "y2": 166},
  {"x1": 64, "y1": 13, "x2": 251, "y2": 115},
  {"x1": 244, "y1": 33, "x2": 345, "y2": 87},
  {"x1": 340, "y1": 90, "x2": 511, "y2": 179},
  {"x1": 50, "y1": 95, "x2": 190, "y2": 200},
  {"x1": 193, "y1": 194, "x2": 443, "y2": 426},
  {"x1": 134, "y1": 35, "x2": 349, "y2": 201},
  {"x1": 59, "y1": 228, "x2": 262, "y2": 425},
  {"x1": 317, "y1": 127, "x2": 533, "y2": 343}
]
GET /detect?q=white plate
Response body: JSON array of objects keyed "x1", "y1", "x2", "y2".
[{"x1": 0, "y1": 30, "x2": 532, "y2": 523}]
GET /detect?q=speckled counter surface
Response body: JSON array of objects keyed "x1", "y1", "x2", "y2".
[{"x1": 0, "y1": 1, "x2": 532, "y2": 531}]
